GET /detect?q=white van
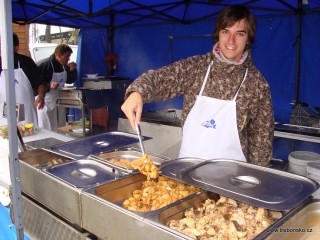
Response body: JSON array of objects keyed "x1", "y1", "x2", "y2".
[{"x1": 29, "y1": 43, "x2": 78, "y2": 64}]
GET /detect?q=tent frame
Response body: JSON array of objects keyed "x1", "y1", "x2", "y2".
[
  {"x1": 0, "y1": 0, "x2": 24, "y2": 239},
  {"x1": 2, "y1": 1, "x2": 320, "y2": 239}
]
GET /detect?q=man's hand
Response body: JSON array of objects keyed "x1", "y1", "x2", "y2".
[
  {"x1": 50, "y1": 81, "x2": 59, "y2": 89},
  {"x1": 121, "y1": 92, "x2": 143, "y2": 130},
  {"x1": 34, "y1": 95, "x2": 45, "y2": 110},
  {"x1": 68, "y1": 62, "x2": 77, "y2": 71}
]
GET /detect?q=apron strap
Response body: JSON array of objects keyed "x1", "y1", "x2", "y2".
[
  {"x1": 233, "y1": 68, "x2": 248, "y2": 101},
  {"x1": 199, "y1": 62, "x2": 248, "y2": 101},
  {"x1": 199, "y1": 61, "x2": 213, "y2": 96},
  {"x1": 51, "y1": 62, "x2": 66, "y2": 73},
  {"x1": 50, "y1": 62, "x2": 55, "y2": 72}
]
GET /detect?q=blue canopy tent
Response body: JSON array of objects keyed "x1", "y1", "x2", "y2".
[
  {"x1": 10, "y1": 0, "x2": 320, "y2": 122},
  {"x1": 2, "y1": 0, "x2": 320, "y2": 238}
]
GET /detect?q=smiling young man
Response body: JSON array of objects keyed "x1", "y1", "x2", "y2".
[
  {"x1": 37, "y1": 44, "x2": 77, "y2": 131},
  {"x1": 121, "y1": 5, "x2": 274, "y2": 166}
]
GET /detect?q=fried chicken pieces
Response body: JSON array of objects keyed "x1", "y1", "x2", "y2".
[
  {"x1": 109, "y1": 154, "x2": 160, "y2": 180},
  {"x1": 137, "y1": 154, "x2": 160, "y2": 180},
  {"x1": 123, "y1": 176, "x2": 200, "y2": 212},
  {"x1": 119, "y1": 154, "x2": 199, "y2": 211},
  {"x1": 108, "y1": 158, "x2": 135, "y2": 169},
  {"x1": 168, "y1": 195, "x2": 282, "y2": 240}
]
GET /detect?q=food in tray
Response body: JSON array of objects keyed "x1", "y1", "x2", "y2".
[
  {"x1": 136, "y1": 154, "x2": 160, "y2": 179},
  {"x1": 32, "y1": 158, "x2": 66, "y2": 168},
  {"x1": 123, "y1": 176, "x2": 199, "y2": 212},
  {"x1": 0, "y1": 125, "x2": 8, "y2": 139},
  {"x1": 109, "y1": 154, "x2": 160, "y2": 180},
  {"x1": 0, "y1": 123, "x2": 33, "y2": 138},
  {"x1": 72, "y1": 119, "x2": 90, "y2": 127},
  {"x1": 167, "y1": 195, "x2": 282, "y2": 240},
  {"x1": 47, "y1": 158, "x2": 66, "y2": 166},
  {"x1": 109, "y1": 158, "x2": 135, "y2": 169}
]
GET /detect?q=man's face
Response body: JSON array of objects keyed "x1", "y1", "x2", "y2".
[
  {"x1": 56, "y1": 52, "x2": 71, "y2": 65},
  {"x1": 218, "y1": 18, "x2": 249, "y2": 62}
]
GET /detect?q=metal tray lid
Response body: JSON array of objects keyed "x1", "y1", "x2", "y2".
[
  {"x1": 160, "y1": 157, "x2": 204, "y2": 178},
  {"x1": 160, "y1": 158, "x2": 319, "y2": 211},
  {"x1": 45, "y1": 159, "x2": 120, "y2": 188},
  {"x1": 47, "y1": 131, "x2": 151, "y2": 160}
]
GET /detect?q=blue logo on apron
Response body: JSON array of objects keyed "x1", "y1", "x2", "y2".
[{"x1": 201, "y1": 119, "x2": 216, "y2": 129}]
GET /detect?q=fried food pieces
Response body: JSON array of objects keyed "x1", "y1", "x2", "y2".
[
  {"x1": 123, "y1": 176, "x2": 200, "y2": 212},
  {"x1": 0, "y1": 125, "x2": 8, "y2": 139},
  {"x1": 32, "y1": 158, "x2": 66, "y2": 168},
  {"x1": 136, "y1": 154, "x2": 160, "y2": 180},
  {"x1": 108, "y1": 158, "x2": 135, "y2": 169},
  {"x1": 108, "y1": 154, "x2": 160, "y2": 180},
  {"x1": 168, "y1": 195, "x2": 282, "y2": 240}
]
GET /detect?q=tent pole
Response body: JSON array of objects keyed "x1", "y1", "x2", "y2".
[
  {"x1": 110, "y1": 13, "x2": 115, "y2": 57},
  {"x1": 0, "y1": 0, "x2": 24, "y2": 239},
  {"x1": 294, "y1": 0, "x2": 303, "y2": 105},
  {"x1": 106, "y1": 12, "x2": 115, "y2": 76}
]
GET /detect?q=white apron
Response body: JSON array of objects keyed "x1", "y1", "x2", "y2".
[
  {"x1": 179, "y1": 61, "x2": 248, "y2": 161},
  {"x1": 0, "y1": 62, "x2": 38, "y2": 127},
  {"x1": 37, "y1": 63, "x2": 67, "y2": 131}
]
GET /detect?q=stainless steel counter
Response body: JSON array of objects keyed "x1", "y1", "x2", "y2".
[
  {"x1": 82, "y1": 77, "x2": 130, "y2": 90},
  {"x1": 4, "y1": 139, "x2": 320, "y2": 239},
  {"x1": 2, "y1": 122, "x2": 320, "y2": 240},
  {"x1": 0, "y1": 129, "x2": 74, "y2": 187}
]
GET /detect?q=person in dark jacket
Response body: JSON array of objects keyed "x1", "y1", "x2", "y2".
[
  {"x1": 37, "y1": 44, "x2": 77, "y2": 131},
  {"x1": 0, "y1": 33, "x2": 46, "y2": 127}
]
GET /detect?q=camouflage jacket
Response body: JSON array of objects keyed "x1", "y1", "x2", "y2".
[{"x1": 125, "y1": 51, "x2": 274, "y2": 166}]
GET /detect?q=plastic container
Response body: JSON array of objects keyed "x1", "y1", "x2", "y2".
[
  {"x1": 287, "y1": 151, "x2": 320, "y2": 176},
  {"x1": 306, "y1": 162, "x2": 320, "y2": 199}
]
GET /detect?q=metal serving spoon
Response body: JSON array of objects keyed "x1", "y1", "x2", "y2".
[{"x1": 134, "y1": 116, "x2": 145, "y2": 155}]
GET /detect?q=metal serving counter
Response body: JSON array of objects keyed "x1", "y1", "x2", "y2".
[
  {"x1": 82, "y1": 77, "x2": 130, "y2": 91},
  {"x1": 119, "y1": 118, "x2": 320, "y2": 167},
  {"x1": 1, "y1": 119, "x2": 320, "y2": 239},
  {"x1": 274, "y1": 123, "x2": 320, "y2": 143},
  {"x1": 0, "y1": 128, "x2": 74, "y2": 188},
  {"x1": 11, "y1": 129, "x2": 320, "y2": 240}
]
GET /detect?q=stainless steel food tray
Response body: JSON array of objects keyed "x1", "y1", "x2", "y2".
[
  {"x1": 81, "y1": 184, "x2": 191, "y2": 240},
  {"x1": 145, "y1": 191, "x2": 290, "y2": 240},
  {"x1": 45, "y1": 159, "x2": 121, "y2": 188},
  {"x1": 19, "y1": 148, "x2": 72, "y2": 169},
  {"x1": 84, "y1": 174, "x2": 201, "y2": 218},
  {"x1": 160, "y1": 157, "x2": 204, "y2": 178},
  {"x1": 160, "y1": 158, "x2": 319, "y2": 211},
  {"x1": 20, "y1": 161, "x2": 84, "y2": 226},
  {"x1": 25, "y1": 137, "x2": 66, "y2": 150},
  {"x1": 47, "y1": 131, "x2": 151, "y2": 160},
  {"x1": 265, "y1": 199, "x2": 320, "y2": 240},
  {"x1": 90, "y1": 147, "x2": 170, "y2": 174}
]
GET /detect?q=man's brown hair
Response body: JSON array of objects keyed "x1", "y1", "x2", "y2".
[
  {"x1": 54, "y1": 44, "x2": 73, "y2": 55},
  {"x1": 213, "y1": 5, "x2": 256, "y2": 46}
]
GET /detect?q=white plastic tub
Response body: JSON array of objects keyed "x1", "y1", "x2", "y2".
[
  {"x1": 307, "y1": 162, "x2": 320, "y2": 199},
  {"x1": 287, "y1": 151, "x2": 320, "y2": 176}
]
